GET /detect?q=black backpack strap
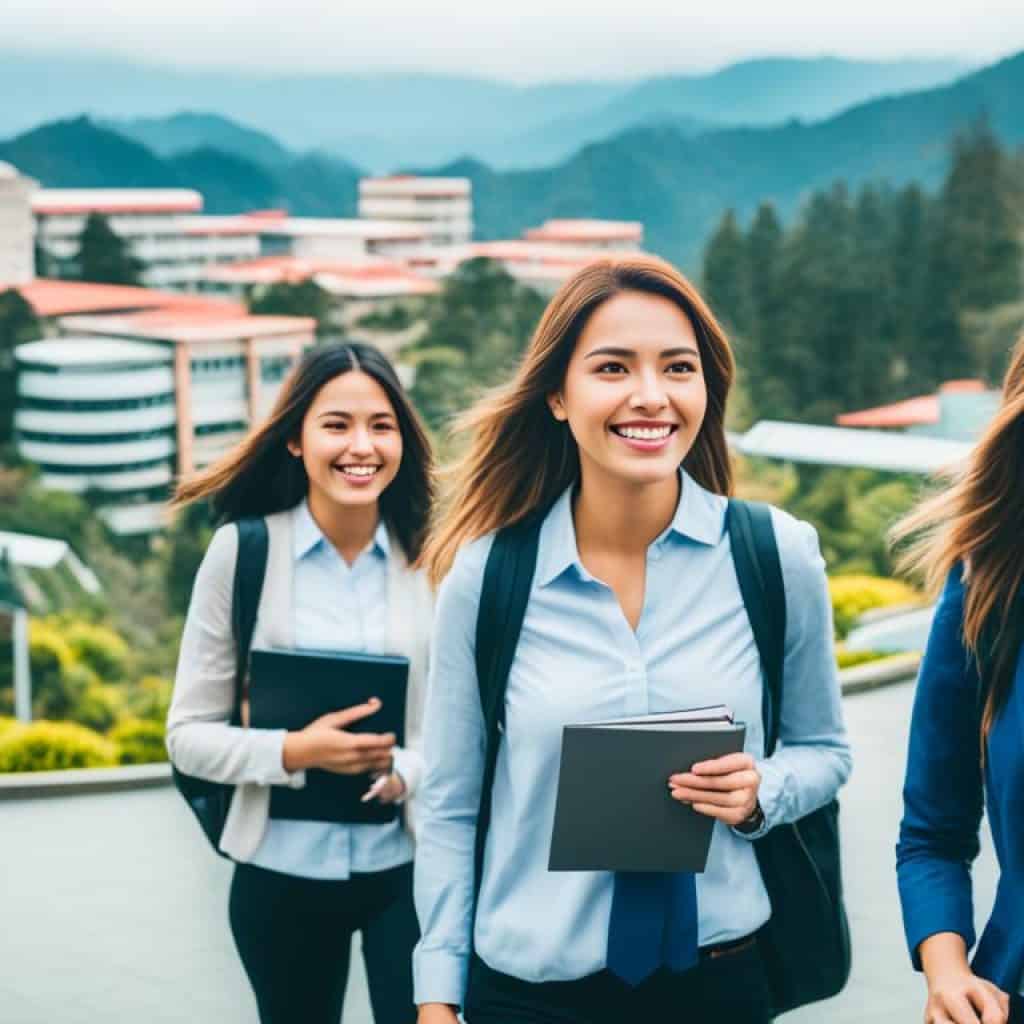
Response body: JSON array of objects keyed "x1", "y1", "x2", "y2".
[
  {"x1": 231, "y1": 517, "x2": 269, "y2": 727},
  {"x1": 727, "y1": 499, "x2": 786, "y2": 756},
  {"x1": 472, "y1": 515, "x2": 544, "y2": 892}
]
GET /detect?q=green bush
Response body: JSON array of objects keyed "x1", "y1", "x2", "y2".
[
  {"x1": 69, "y1": 684, "x2": 124, "y2": 733},
  {"x1": 829, "y1": 575, "x2": 921, "y2": 639},
  {"x1": 125, "y1": 675, "x2": 173, "y2": 724},
  {"x1": 835, "y1": 648, "x2": 891, "y2": 670},
  {"x1": 64, "y1": 621, "x2": 129, "y2": 682},
  {"x1": 0, "y1": 716, "x2": 20, "y2": 739},
  {"x1": 0, "y1": 720, "x2": 117, "y2": 772},
  {"x1": 110, "y1": 719, "x2": 167, "y2": 765}
]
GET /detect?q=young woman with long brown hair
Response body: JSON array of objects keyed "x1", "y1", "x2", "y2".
[
  {"x1": 412, "y1": 256, "x2": 851, "y2": 1023},
  {"x1": 895, "y1": 333, "x2": 1024, "y2": 1024},
  {"x1": 166, "y1": 342, "x2": 434, "y2": 1024}
]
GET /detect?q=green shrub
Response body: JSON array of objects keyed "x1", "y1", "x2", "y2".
[
  {"x1": 69, "y1": 684, "x2": 124, "y2": 733},
  {"x1": 0, "y1": 716, "x2": 21, "y2": 739},
  {"x1": 64, "y1": 621, "x2": 129, "y2": 682},
  {"x1": 125, "y1": 675, "x2": 172, "y2": 724},
  {"x1": 0, "y1": 720, "x2": 117, "y2": 772},
  {"x1": 829, "y1": 575, "x2": 921, "y2": 639},
  {"x1": 110, "y1": 719, "x2": 167, "y2": 765},
  {"x1": 835, "y1": 648, "x2": 891, "y2": 670}
]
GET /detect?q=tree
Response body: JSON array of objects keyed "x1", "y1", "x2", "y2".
[
  {"x1": 0, "y1": 289, "x2": 40, "y2": 444},
  {"x1": 702, "y1": 209, "x2": 751, "y2": 336},
  {"x1": 249, "y1": 279, "x2": 336, "y2": 339},
  {"x1": 405, "y1": 258, "x2": 545, "y2": 436},
  {"x1": 74, "y1": 212, "x2": 144, "y2": 286}
]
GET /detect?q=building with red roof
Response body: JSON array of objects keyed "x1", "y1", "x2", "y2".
[{"x1": 836, "y1": 380, "x2": 1000, "y2": 442}]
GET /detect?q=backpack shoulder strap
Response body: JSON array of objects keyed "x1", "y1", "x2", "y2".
[
  {"x1": 231, "y1": 517, "x2": 269, "y2": 726},
  {"x1": 727, "y1": 499, "x2": 786, "y2": 756},
  {"x1": 473, "y1": 515, "x2": 543, "y2": 891}
]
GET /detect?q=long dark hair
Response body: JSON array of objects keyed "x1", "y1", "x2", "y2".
[
  {"x1": 892, "y1": 330, "x2": 1024, "y2": 744},
  {"x1": 173, "y1": 342, "x2": 434, "y2": 562},
  {"x1": 422, "y1": 255, "x2": 735, "y2": 584}
]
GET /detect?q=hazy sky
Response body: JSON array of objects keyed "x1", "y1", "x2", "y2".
[{"x1": 4, "y1": 0, "x2": 1024, "y2": 81}]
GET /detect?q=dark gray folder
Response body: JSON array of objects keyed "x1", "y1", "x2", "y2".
[
  {"x1": 548, "y1": 718, "x2": 746, "y2": 873},
  {"x1": 249, "y1": 647, "x2": 408, "y2": 825}
]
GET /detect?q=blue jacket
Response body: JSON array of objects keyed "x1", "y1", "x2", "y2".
[{"x1": 897, "y1": 564, "x2": 1024, "y2": 992}]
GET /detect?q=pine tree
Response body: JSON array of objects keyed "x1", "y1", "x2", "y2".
[
  {"x1": 74, "y1": 213, "x2": 144, "y2": 286},
  {"x1": 249, "y1": 279, "x2": 336, "y2": 339},
  {"x1": 702, "y1": 209, "x2": 751, "y2": 336}
]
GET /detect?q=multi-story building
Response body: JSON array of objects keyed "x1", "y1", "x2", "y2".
[
  {"x1": 14, "y1": 309, "x2": 316, "y2": 534},
  {"x1": 0, "y1": 162, "x2": 37, "y2": 286},
  {"x1": 358, "y1": 176, "x2": 473, "y2": 246},
  {"x1": 32, "y1": 190, "x2": 263, "y2": 291}
]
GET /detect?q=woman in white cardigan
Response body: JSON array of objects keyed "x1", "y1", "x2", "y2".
[{"x1": 166, "y1": 342, "x2": 435, "y2": 1024}]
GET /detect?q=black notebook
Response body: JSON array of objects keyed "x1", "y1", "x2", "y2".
[
  {"x1": 249, "y1": 647, "x2": 409, "y2": 825},
  {"x1": 548, "y1": 705, "x2": 746, "y2": 873}
]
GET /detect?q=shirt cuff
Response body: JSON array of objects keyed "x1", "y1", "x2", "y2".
[
  {"x1": 257, "y1": 729, "x2": 306, "y2": 789},
  {"x1": 412, "y1": 947, "x2": 468, "y2": 1008},
  {"x1": 391, "y1": 746, "x2": 422, "y2": 802},
  {"x1": 732, "y1": 758, "x2": 782, "y2": 840}
]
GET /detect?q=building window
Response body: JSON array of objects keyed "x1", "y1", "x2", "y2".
[
  {"x1": 19, "y1": 393, "x2": 175, "y2": 412},
  {"x1": 17, "y1": 427, "x2": 175, "y2": 445}
]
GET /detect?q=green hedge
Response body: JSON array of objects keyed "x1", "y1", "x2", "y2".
[
  {"x1": 0, "y1": 721, "x2": 117, "y2": 772},
  {"x1": 110, "y1": 719, "x2": 168, "y2": 765},
  {"x1": 829, "y1": 575, "x2": 920, "y2": 639}
]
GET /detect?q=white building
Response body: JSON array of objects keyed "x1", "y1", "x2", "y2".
[
  {"x1": 15, "y1": 309, "x2": 317, "y2": 534},
  {"x1": 358, "y1": 176, "x2": 473, "y2": 246},
  {"x1": 0, "y1": 162, "x2": 37, "y2": 286},
  {"x1": 32, "y1": 190, "x2": 262, "y2": 292},
  {"x1": 256, "y1": 216, "x2": 431, "y2": 262}
]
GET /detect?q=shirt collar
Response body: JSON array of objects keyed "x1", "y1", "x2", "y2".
[
  {"x1": 534, "y1": 469, "x2": 725, "y2": 588},
  {"x1": 292, "y1": 499, "x2": 390, "y2": 562}
]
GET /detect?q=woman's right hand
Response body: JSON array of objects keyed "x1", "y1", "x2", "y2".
[
  {"x1": 921, "y1": 933, "x2": 1010, "y2": 1024},
  {"x1": 282, "y1": 698, "x2": 396, "y2": 775},
  {"x1": 417, "y1": 1004, "x2": 460, "y2": 1024}
]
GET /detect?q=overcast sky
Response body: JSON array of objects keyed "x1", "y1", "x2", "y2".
[{"x1": 4, "y1": 0, "x2": 1024, "y2": 81}]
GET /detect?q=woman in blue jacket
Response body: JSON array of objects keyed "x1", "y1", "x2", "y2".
[{"x1": 895, "y1": 334, "x2": 1024, "y2": 1024}]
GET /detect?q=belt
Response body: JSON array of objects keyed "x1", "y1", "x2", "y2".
[{"x1": 698, "y1": 933, "x2": 758, "y2": 961}]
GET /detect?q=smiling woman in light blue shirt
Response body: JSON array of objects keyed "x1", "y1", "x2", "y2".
[
  {"x1": 167, "y1": 342, "x2": 435, "y2": 1024},
  {"x1": 413, "y1": 256, "x2": 851, "y2": 1024}
]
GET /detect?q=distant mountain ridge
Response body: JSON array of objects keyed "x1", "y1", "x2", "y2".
[
  {"x1": 0, "y1": 51, "x2": 970, "y2": 171},
  {"x1": 433, "y1": 50, "x2": 1024, "y2": 268},
  {"x1": 0, "y1": 116, "x2": 361, "y2": 217}
]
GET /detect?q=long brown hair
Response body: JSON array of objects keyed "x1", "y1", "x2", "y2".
[
  {"x1": 173, "y1": 342, "x2": 434, "y2": 562},
  {"x1": 421, "y1": 255, "x2": 735, "y2": 584},
  {"x1": 892, "y1": 331, "x2": 1024, "y2": 741}
]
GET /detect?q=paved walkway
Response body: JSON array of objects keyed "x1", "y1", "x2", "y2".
[{"x1": 0, "y1": 680, "x2": 1000, "y2": 1023}]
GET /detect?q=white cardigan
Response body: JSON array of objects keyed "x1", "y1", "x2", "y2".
[{"x1": 166, "y1": 507, "x2": 434, "y2": 862}]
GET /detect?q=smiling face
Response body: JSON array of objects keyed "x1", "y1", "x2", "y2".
[
  {"x1": 548, "y1": 289, "x2": 707, "y2": 491},
  {"x1": 287, "y1": 369, "x2": 403, "y2": 511}
]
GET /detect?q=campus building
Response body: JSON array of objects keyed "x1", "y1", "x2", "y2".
[
  {"x1": 0, "y1": 162, "x2": 37, "y2": 286},
  {"x1": 32, "y1": 190, "x2": 262, "y2": 291},
  {"x1": 14, "y1": 308, "x2": 316, "y2": 534},
  {"x1": 836, "y1": 379, "x2": 1001, "y2": 442},
  {"x1": 523, "y1": 219, "x2": 644, "y2": 250},
  {"x1": 358, "y1": 176, "x2": 473, "y2": 246}
]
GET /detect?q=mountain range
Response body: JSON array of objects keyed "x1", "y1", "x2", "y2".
[
  {"x1": 0, "y1": 52, "x2": 968, "y2": 171},
  {"x1": 2, "y1": 51, "x2": 1021, "y2": 270}
]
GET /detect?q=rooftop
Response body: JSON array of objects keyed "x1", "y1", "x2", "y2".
[
  {"x1": 524, "y1": 219, "x2": 644, "y2": 243},
  {"x1": 202, "y1": 256, "x2": 439, "y2": 297},
  {"x1": 179, "y1": 211, "x2": 288, "y2": 237},
  {"x1": 59, "y1": 309, "x2": 318, "y2": 344},
  {"x1": 32, "y1": 189, "x2": 204, "y2": 216},
  {"x1": 8, "y1": 279, "x2": 246, "y2": 319},
  {"x1": 836, "y1": 379, "x2": 992, "y2": 429},
  {"x1": 359, "y1": 175, "x2": 471, "y2": 197}
]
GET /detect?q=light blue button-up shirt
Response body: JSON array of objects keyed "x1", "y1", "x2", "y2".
[
  {"x1": 413, "y1": 471, "x2": 852, "y2": 1004},
  {"x1": 247, "y1": 500, "x2": 415, "y2": 880}
]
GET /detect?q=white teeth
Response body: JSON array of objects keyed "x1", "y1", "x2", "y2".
[
  {"x1": 616, "y1": 426, "x2": 672, "y2": 440},
  {"x1": 338, "y1": 465, "x2": 379, "y2": 477}
]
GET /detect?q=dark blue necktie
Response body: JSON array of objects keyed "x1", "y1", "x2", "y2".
[{"x1": 606, "y1": 870, "x2": 699, "y2": 986}]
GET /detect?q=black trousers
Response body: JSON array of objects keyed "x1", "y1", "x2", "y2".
[
  {"x1": 229, "y1": 860, "x2": 418, "y2": 1024},
  {"x1": 464, "y1": 941, "x2": 774, "y2": 1024}
]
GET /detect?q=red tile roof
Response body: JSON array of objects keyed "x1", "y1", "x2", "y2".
[
  {"x1": 7, "y1": 279, "x2": 246, "y2": 318},
  {"x1": 836, "y1": 380, "x2": 986, "y2": 429}
]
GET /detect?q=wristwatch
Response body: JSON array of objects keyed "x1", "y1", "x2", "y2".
[{"x1": 734, "y1": 801, "x2": 766, "y2": 835}]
